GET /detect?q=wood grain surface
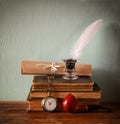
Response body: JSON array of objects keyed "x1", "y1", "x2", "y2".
[{"x1": 0, "y1": 101, "x2": 120, "y2": 124}]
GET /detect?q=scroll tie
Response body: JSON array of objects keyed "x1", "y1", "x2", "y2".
[{"x1": 36, "y1": 62, "x2": 62, "y2": 74}]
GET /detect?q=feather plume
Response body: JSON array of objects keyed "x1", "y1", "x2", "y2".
[{"x1": 71, "y1": 19, "x2": 103, "y2": 59}]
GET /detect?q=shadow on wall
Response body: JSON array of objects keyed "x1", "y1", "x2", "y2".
[
  {"x1": 93, "y1": 22, "x2": 120, "y2": 102},
  {"x1": 110, "y1": 22, "x2": 120, "y2": 63}
]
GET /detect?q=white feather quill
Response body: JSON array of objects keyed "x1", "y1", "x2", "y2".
[{"x1": 71, "y1": 19, "x2": 103, "y2": 59}]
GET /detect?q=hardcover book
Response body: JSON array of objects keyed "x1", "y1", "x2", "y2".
[
  {"x1": 27, "y1": 95, "x2": 100, "y2": 112},
  {"x1": 32, "y1": 75, "x2": 94, "y2": 91},
  {"x1": 30, "y1": 83, "x2": 101, "y2": 99}
]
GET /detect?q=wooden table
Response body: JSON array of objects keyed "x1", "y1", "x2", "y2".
[{"x1": 0, "y1": 101, "x2": 120, "y2": 124}]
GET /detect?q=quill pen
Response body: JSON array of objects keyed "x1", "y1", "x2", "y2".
[{"x1": 70, "y1": 19, "x2": 103, "y2": 59}]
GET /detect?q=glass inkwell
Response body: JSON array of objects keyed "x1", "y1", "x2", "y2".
[{"x1": 63, "y1": 59, "x2": 78, "y2": 80}]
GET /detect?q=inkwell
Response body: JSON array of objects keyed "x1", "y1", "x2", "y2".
[{"x1": 63, "y1": 59, "x2": 78, "y2": 80}]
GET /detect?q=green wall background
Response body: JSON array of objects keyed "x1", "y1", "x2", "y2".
[{"x1": 0, "y1": 0, "x2": 120, "y2": 102}]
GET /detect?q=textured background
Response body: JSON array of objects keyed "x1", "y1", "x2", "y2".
[{"x1": 0, "y1": 0, "x2": 120, "y2": 101}]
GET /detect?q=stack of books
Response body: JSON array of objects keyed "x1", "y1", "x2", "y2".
[{"x1": 27, "y1": 75, "x2": 101, "y2": 111}]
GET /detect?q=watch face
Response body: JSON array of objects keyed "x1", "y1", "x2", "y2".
[{"x1": 41, "y1": 96, "x2": 57, "y2": 112}]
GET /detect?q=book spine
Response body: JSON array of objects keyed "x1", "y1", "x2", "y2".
[
  {"x1": 27, "y1": 98, "x2": 100, "y2": 112},
  {"x1": 32, "y1": 85, "x2": 93, "y2": 92},
  {"x1": 30, "y1": 91, "x2": 101, "y2": 99}
]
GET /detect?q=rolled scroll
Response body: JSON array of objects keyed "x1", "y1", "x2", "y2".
[{"x1": 21, "y1": 60, "x2": 92, "y2": 76}]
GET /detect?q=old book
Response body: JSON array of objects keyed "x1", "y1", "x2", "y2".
[
  {"x1": 32, "y1": 75, "x2": 94, "y2": 91},
  {"x1": 30, "y1": 83, "x2": 101, "y2": 99},
  {"x1": 21, "y1": 60, "x2": 92, "y2": 76},
  {"x1": 27, "y1": 97, "x2": 100, "y2": 112}
]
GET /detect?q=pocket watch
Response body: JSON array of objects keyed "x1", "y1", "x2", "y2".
[
  {"x1": 41, "y1": 76, "x2": 57, "y2": 112},
  {"x1": 41, "y1": 95, "x2": 57, "y2": 112}
]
